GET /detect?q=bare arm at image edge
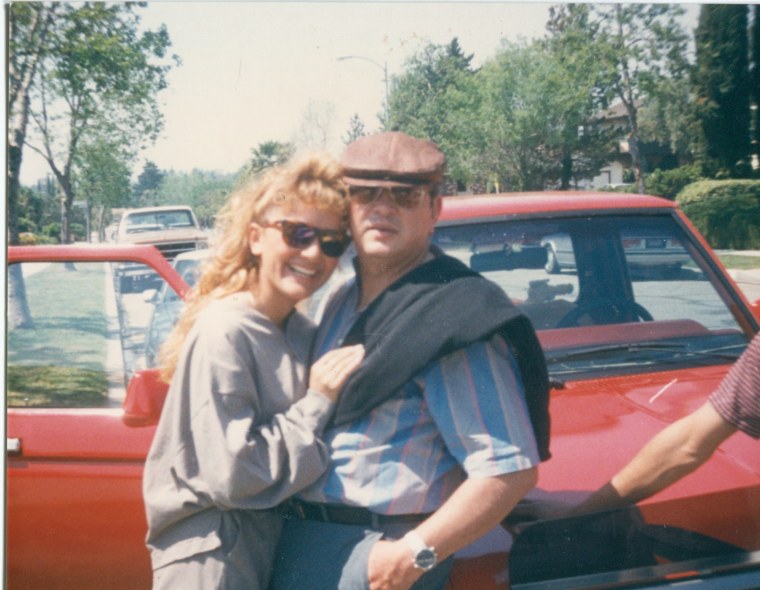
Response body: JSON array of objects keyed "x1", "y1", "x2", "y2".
[{"x1": 574, "y1": 402, "x2": 736, "y2": 515}]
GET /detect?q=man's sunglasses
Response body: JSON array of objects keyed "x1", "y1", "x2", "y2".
[
  {"x1": 263, "y1": 220, "x2": 349, "y2": 258},
  {"x1": 349, "y1": 186, "x2": 428, "y2": 209}
]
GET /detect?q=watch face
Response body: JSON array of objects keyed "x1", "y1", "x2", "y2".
[{"x1": 415, "y1": 548, "x2": 437, "y2": 571}]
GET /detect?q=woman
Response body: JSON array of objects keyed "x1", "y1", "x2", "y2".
[{"x1": 142, "y1": 154, "x2": 364, "y2": 590}]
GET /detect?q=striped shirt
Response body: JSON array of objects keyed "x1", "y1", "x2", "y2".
[
  {"x1": 710, "y1": 332, "x2": 760, "y2": 439},
  {"x1": 299, "y1": 278, "x2": 540, "y2": 514}
]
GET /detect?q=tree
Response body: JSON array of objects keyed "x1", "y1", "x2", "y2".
[
  {"x1": 24, "y1": 3, "x2": 176, "y2": 244},
  {"x1": 75, "y1": 137, "x2": 133, "y2": 241},
  {"x1": 292, "y1": 99, "x2": 337, "y2": 151},
  {"x1": 7, "y1": 4, "x2": 57, "y2": 329},
  {"x1": 474, "y1": 38, "x2": 616, "y2": 192},
  {"x1": 552, "y1": 4, "x2": 690, "y2": 192},
  {"x1": 8, "y1": 3, "x2": 57, "y2": 246},
  {"x1": 387, "y1": 38, "x2": 481, "y2": 188},
  {"x1": 342, "y1": 113, "x2": 366, "y2": 145},
  {"x1": 133, "y1": 161, "x2": 166, "y2": 207},
  {"x1": 152, "y1": 170, "x2": 236, "y2": 227},
  {"x1": 244, "y1": 141, "x2": 295, "y2": 177},
  {"x1": 694, "y1": 5, "x2": 752, "y2": 177}
]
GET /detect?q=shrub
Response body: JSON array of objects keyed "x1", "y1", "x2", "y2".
[
  {"x1": 676, "y1": 180, "x2": 760, "y2": 249},
  {"x1": 645, "y1": 164, "x2": 703, "y2": 201},
  {"x1": 18, "y1": 217, "x2": 38, "y2": 233},
  {"x1": 70, "y1": 222, "x2": 87, "y2": 241},
  {"x1": 42, "y1": 223, "x2": 61, "y2": 240}
]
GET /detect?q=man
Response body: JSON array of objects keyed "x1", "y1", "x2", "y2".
[
  {"x1": 570, "y1": 331, "x2": 760, "y2": 515},
  {"x1": 270, "y1": 132, "x2": 550, "y2": 590}
]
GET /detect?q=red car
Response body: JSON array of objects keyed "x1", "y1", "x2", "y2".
[{"x1": 7, "y1": 193, "x2": 760, "y2": 589}]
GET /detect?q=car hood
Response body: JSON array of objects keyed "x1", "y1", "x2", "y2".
[{"x1": 536, "y1": 364, "x2": 759, "y2": 500}]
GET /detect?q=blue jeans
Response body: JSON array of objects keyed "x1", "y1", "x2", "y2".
[{"x1": 269, "y1": 518, "x2": 453, "y2": 590}]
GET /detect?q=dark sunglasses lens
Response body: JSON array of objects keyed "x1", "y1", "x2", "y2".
[
  {"x1": 351, "y1": 188, "x2": 375, "y2": 204},
  {"x1": 319, "y1": 236, "x2": 347, "y2": 258},
  {"x1": 350, "y1": 187, "x2": 422, "y2": 208},
  {"x1": 282, "y1": 223, "x2": 316, "y2": 248}
]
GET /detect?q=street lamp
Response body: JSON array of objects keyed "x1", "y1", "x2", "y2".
[{"x1": 337, "y1": 55, "x2": 389, "y2": 125}]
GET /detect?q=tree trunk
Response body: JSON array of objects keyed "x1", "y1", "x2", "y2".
[
  {"x1": 8, "y1": 264, "x2": 34, "y2": 330},
  {"x1": 97, "y1": 205, "x2": 107, "y2": 242}
]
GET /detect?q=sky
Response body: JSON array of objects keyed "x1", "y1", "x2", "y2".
[{"x1": 17, "y1": 1, "x2": 700, "y2": 185}]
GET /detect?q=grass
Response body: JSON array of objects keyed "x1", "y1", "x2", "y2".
[
  {"x1": 7, "y1": 262, "x2": 111, "y2": 408},
  {"x1": 717, "y1": 254, "x2": 760, "y2": 270},
  {"x1": 7, "y1": 365, "x2": 108, "y2": 407}
]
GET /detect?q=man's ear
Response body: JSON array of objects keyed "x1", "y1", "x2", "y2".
[
  {"x1": 431, "y1": 194, "x2": 443, "y2": 222},
  {"x1": 249, "y1": 222, "x2": 263, "y2": 256}
]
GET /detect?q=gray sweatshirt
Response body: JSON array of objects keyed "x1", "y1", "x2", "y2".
[{"x1": 143, "y1": 292, "x2": 334, "y2": 580}]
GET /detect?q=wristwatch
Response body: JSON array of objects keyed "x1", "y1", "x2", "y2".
[{"x1": 402, "y1": 530, "x2": 438, "y2": 571}]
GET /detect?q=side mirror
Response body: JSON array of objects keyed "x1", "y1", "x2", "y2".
[{"x1": 122, "y1": 368, "x2": 169, "y2": 427}]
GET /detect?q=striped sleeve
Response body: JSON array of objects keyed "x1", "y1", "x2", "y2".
[
  {"x1": 709, "y1": 333, "x2": 760, "y2": 439},
  {"x1": 421, "y1": 334, "x2": 540, "y2": 477}
]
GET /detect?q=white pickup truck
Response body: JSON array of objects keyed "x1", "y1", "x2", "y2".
[{"x1": 113, "y1": 205, "x2": 208, "y2": 292}]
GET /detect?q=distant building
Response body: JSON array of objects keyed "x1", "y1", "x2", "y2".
[{"x1": 580, "y1": 101, "x2": 674, "y2": 190}]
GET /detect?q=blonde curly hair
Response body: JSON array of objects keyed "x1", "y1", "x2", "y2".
[{"x1": 159, "y1": 153, "x2": 349, "y2": 381}]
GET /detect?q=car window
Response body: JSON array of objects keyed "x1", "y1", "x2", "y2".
[
  {"x1": 434, "y1": 214, "x2": 750, "y2": 379},
  {"x1": 7, "y1": 260, "x2": 180, "y2": 407}
]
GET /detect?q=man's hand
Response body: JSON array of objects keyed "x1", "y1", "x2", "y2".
[{"x1": 367, "y1": 539, "x2": 422, "y2": 590}]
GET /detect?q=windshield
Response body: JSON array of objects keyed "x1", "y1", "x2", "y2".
[
  {"x1": 433, "y1": 214, "x2": 751, "y2": 379},
  {"x1": 123, "y1": 210, "x2": 195, "y2": 233}
]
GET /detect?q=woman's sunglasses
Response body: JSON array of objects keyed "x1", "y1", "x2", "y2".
[
  {"x1": 349, "y1": 186, "x2": 428, "y2": 209},
  {"x1": 263, "y1": 220, "x2": 349, "y2": 258}
]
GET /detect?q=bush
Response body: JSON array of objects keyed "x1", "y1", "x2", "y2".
[
  {"x1": 70, "y1": 222, "x2": 87, "y2": 242},
  {"x1": 676, "y1": 180, "x2": 760, "y2": 249},
  {"x1": 42, "y1": 223, "x2": 61, "y2": 240},
  {"x1": 18, "y1": 217, "x2": 38, "y2": 233},
  {"x1": 645, "y1": 164, "x2": 703, "y2": 201},
  {"x1": 18, "y1": 232, "x2": 58, "y2": 245}
]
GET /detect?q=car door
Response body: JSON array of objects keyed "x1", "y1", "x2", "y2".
[{"x1": 6, "y1": 245, "x2": 187, "y2": 590}]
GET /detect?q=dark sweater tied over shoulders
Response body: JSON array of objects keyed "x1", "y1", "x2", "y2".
[{"x1": 331, "y1": 253, "x2": 551, "y2": 462}]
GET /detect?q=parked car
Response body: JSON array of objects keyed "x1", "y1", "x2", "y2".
[
  {"x1": 7, "y1": 192, "x2": 760, "y2": 590},
  {"x1": 113, "y1": 205, "x2": 208, "y2": 293},
  {"x1": 143, "y1": 249, "x2": 209, "y2": 367},
  {"x1": 542, "y1": 229, "x2": 690, "y2": 276}
]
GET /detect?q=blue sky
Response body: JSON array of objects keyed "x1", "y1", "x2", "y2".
[{"x1": 18, "y1": 1, "x2": 699, "y2": 184}]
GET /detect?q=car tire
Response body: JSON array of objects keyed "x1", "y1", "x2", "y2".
[{"x1": 545, "y1": 246, "x2": 561, "y2": 274}]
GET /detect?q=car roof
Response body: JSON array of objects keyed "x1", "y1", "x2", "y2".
[
  {"x1": 439, "y1": 191, "x2": 675, "y2": 221},
  {"x1": 123, "y1": 205, "x2": 195, "y2": 215}
]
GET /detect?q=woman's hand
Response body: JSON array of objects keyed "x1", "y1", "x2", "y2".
[{"x1": 309, "y1": 345, "x2": 365, "y2": 402}]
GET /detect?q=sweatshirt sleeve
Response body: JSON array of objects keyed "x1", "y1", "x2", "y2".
[{"x1": 183, "y1": 313, "x2": 334, "y2": 510}]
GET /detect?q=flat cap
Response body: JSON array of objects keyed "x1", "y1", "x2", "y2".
[{"x1": 341, "y1": 131, "x2": 445, "y2": 187}]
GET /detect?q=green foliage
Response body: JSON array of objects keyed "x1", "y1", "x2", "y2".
[
  {"x1": 22, "y1": 2, "x2": 177, "y2": 243},
  {"x1": 244, "y1": 141, "x2": 295, "y2": 178},
  {"x1": 42, "y1": 222, "x2": 62, "y2": 240},
  {"x1": 677, "y1": 180, "x2": 760, "y2": 249},
  {"x1": 70, "y1": 222, "x2": 87, "y2": 241},
  {"x1": 694, "y1": 5, "x2": 752, "y2": 177},
  {"x1": 388, "y1": 39, "x2": 482, "y2": 187},
  {"x1": 343, "y1": 114, "x2": 366, "y2": 145},
  {"x1": 152, "y1": 169, "x2": 236, "y2": 226},
  {"x1": 75, "y1": 136, "x2": 133, "y2": 208},
  {"x1": 644, "y1": 164, "x2": 703, "y2": 200},
  {"x1": 133, "y1": 161, "x2": 166, "y2": 206}
]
